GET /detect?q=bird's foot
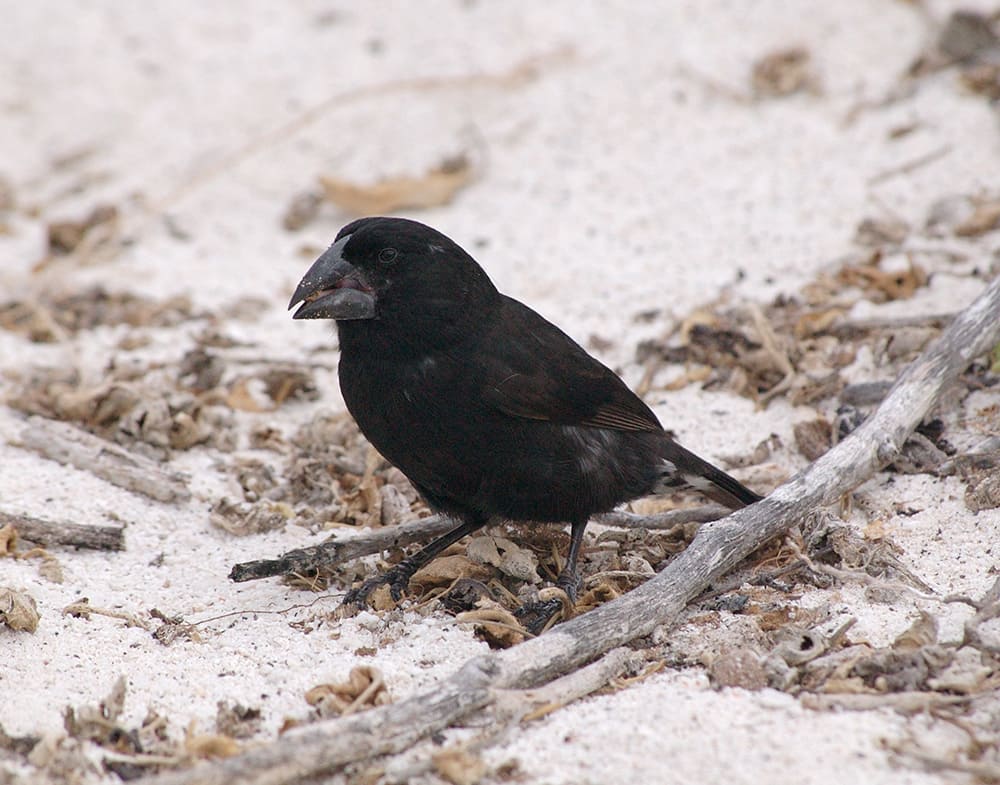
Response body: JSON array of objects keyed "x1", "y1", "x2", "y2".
[
  {"x1": 514, "y1": 585, "x2": 576, "y2": 635},
  {"x1": 514, "y1": 597, "x2": 564, "y2": 635},
  {"x1": 341, "y1": 565, "x2": 414, "y2": 612},
  {"x1": 555, "y1": 569, "x2": 582, "y2": 600},
  {"x1": 513, "y1": 569, "x2": 581, "y2": 634}
]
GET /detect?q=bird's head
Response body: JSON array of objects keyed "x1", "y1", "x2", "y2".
[{"x1": 289, "y1": 217, "x2": 499, "y2": 337}]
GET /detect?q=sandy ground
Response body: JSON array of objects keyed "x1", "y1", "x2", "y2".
[{"x1": 3, "y1": 2, "x2": 1000, "y2": 783}]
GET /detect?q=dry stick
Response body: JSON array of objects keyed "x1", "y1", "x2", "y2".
[
  {"x1": 801, "y1": 691, "x2": 976, "y2": 714},
  {"x1": 229, "y1": 515, "x2": 458, "y2": 582},
  {"x1": 491, "y1": 646, "x2": 636, "y2": 722},
  {"x1": 382, "y1": 648, "x2": 634, "y2": 784},
  {"x1": 593, "y1": 504, "x2": 729, "y2": 529},
  {"x1": 0, "y1": 510, "x2": 124, "y2": 551},
  {"x1": 17, "y1": 416, "x2": 191, "y2": 503},
  {"x1": 141, "y1": 274, "x2": 1000, "y2": 785},
  {"x1": 229, "y1": 506, "x2": 729, "y2": 582},
  {"x1": 867, "y1": 144, "x2": 952, "y2": 185},
  {"x1": 830, "y1": 312, "x2": 956, "y2": 336}
]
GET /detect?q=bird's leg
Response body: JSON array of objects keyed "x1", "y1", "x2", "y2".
[
  {"x1": 516, "y1": 519, "x2": 588, "y2": 634},
  {"x1": 555, "y1": 518, "x2": 587, "y2": 600},
  {"x1": 343, "y1": 515, "x2": 489, "y2": 609}
]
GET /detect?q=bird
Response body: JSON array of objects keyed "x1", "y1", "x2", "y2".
[{"x1": 289, "y1": 217, "x2": 760, "y2": 629}]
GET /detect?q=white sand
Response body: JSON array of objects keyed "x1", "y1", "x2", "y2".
[{"x1": 2, "y1": 2, "x2": 1000, "y2": 783}]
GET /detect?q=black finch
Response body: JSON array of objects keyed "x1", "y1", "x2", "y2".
[{"x1": 290, "y1": 217, "x2": 760, "y2": 629}]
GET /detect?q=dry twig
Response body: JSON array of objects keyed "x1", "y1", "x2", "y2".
[
  {"x1": 229, "y1": 516, "x2": 457, "y2": 582},
  {"x1": 18, "y1": 416, "x2": 191, "y2": 503},
  {"x1": 0, "y1": 510, "x2": 124, "y2": 551}
]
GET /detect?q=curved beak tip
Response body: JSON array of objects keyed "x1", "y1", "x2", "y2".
[{"x1": 288, "y1": 236, "x2": 376, "y2": 321}]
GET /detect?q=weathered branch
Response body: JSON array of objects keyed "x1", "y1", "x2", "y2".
[
  {"x1": 228, "y1": 516, "x2": 458, "y2": 582},
  {"x1": 381, "y1": 648, "x2": 635, "y2": 784},
  {"x1": 141, "y1": 274, "x2": 1000, "y2": 785},
  {"x1": 593, "y1": 505, "x2": 728, "y2": 529},
  {"x1": 17, "y1": 416, "x2": 191, "y2": 503},
  {"x1": 229, "y1": 506, "x2": 728, "y2": 582},
  {"x1": 0, "y1": 510, "x2": 125, "y2": 551}
]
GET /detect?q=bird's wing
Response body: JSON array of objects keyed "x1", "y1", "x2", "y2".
[{"x1": 478, "y1": 297, "x2": 662, "y2": 432}]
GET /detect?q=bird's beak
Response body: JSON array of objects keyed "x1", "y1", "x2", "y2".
[{"x1": 288, "y1": 236, "x2": 377, "y2": 320}]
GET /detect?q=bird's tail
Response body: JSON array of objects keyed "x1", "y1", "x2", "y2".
[{"x1": 655, "y1": 439, "x2": 761, "y2": 509}]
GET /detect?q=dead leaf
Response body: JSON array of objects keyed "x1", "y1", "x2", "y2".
[
  {"x1": 0, "y1": 587, "x2": 39, "y2": 632},
  {"x1": 862, "y1": 518, "x2": 893, "y2": 541},
  {"x1": 0, "y1": 286, "x2": 198, "y2": 342},
  {"x1": 960, "y1": 63, "x2": 1000, "y2": 100},
  {"x1": 225, "y1": 378, "x2": 268, "y2": 412},
  {"x1": 466, "y1": 536, "x2": 502, "y2": 567},
  {"x1": 37, "y1": 553, "x2": 64, "y2": 584},
  {"x1": 0, "y1": 524, "x2": 17, "y2": 555},
  {"x1": 938, "y1": 10, "x2": 998, "y2": 60},
  {"x1": 966, "y1": 470, "x2": 1000, "y2": 512},
  {"x1": 708, "y1": 648, "x2": 768, "y2": 689},
  {"x1": 664, "y1": 364, "x2": 712, "y2": 390},
  {"x1": 456, "y1": 604, "x2": 526, "y2": 648},
  {"x1": 259, "y1": 367, "x2": 318, "y2": 406},
  {"x1": 954, "y1": 199, "x2": 1000, "y2": 237},
  {"x1": 894, "y1": 612, "x2": 938, "y2": 650},
  {"x1": 433, "y1": 748, "x2": 488, "y2": 785},
  {"x1": 209, "y1": 498, "x2": 291, "y2": 536},
  {"x1": 836, "y1": 254, "x2": 928, "y2": 301},
  {"x1": 282, "y1": 189, "x2": 323, "y2": 232},
  {"x1": 369, "y1": 583, "x2": 397, "y2": 612},
  {"x1": 854, "y1": 216, "x2": 909, "y2": 248},
  {"x1": 46, "y1": 204, "x2": 119, "y2": 255},
  {"x1": 497, "y1": 544, "x2": 540, "y2": 582},
  {"x1": 305, "y1": 666, "x2": 391, "y2": 717},
  {"x1": 576, "y1": 581, "x2": 622, "y2": 612},
  {"x1": 0, "y1": 174, "x2": 14, "y2": 213},
  {"x1": 793, "y1": 418, "x2": 832, "y2": 461},
  {"x1": 379, "y1": 483, "x2": 411, "y2": 526},
  {"x1": 151, "y1": 610, "x2": 201, "y2": 645},
  {"x1": 751, "y1": 47, "x2": 817, "y2": 97},
  {"x1": 185, "y1": 727, "x2": 240, "y2": 760},
  {"x1": 215, "y1": 702, "x2": 263, "y2": 740},
  {"x1": 320, "y1": 154, "x2": 475, "y2": 215},
  {"x1": 410, "y1": 554, "x2": 492, "y2": 592},
  {"x1": 178, "y1": 347, "x2": 226, "y2": 392},
  {"x1": 64, "y1": 676, "x2": 129, "y2": 745},
  {"x1": 793, "y1": 308, "x2": 844, "y2": 339},
  {"x1": 820, "y1": 676, "x2": 872, "y2": 694}
]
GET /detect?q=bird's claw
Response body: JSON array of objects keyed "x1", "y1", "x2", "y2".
[
  {"x1": 514, "y1": 597, "x2": 567, "y2": 635},
  {"x1": 342, "y1": 567, "x2": 412, "y2": 610},
  {"x1": 511, "y1": 568, "x2": 581, "y2": 635},
  {"x1": 555, "y1": 570, "x2": 581, "y2": 600}
]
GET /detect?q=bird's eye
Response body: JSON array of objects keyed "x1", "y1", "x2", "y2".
[{"x1": 378, "y1": 247, "x2": 398, "y2": 265}]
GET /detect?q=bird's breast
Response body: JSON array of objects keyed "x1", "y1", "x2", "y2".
[{"x1": 339, "y1": 350, "x2": 460, "y2": 453}]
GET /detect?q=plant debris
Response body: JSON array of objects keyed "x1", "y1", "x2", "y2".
[
  {"x1": 0, "y1": 587, "x2": 40, "y2": 632},
  {"x1": 432, "y1": 747, "x2": 488, "y2": 785},
  {"x1": 304, "y1": 666, "x2": 392, "y2": 718},
  {"x1": 0, "y1": 286, "x2": 198, "y2": 343},
  {"x1": 319, "y1": 153, "x2": 476, "y2": 215},
  {"x1": 214, "y1": 702, "x2": 263, "y2": 740},
  {"x1": 281, "y1": 188, "x2": 324, "y2": 231},
  {"x1": 46, "y1": 204, "x2": 119, "y2": 255},
  {"x1": 751, "y1": 47, "x2": 818, "y2": 97}
]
